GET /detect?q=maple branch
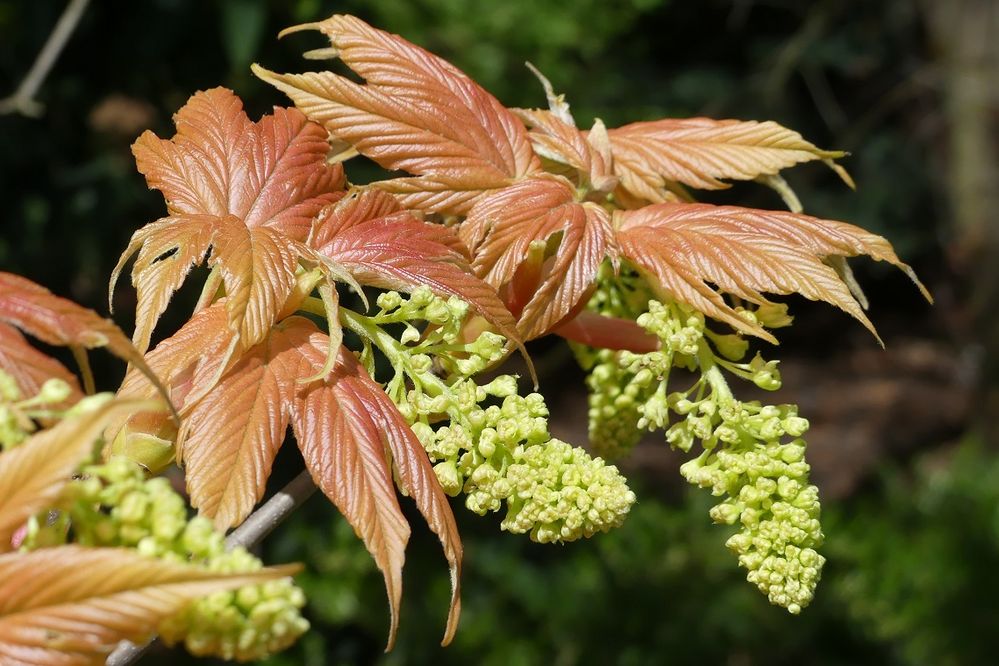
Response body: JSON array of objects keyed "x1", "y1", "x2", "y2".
[
  {"x1": 0, "y1": 0, "x2": 91, "y2": 117},
  {"x1": 224, "y1": 469, "x2": 318, "y2": 550},
  {"x1": 104, "y1": 470, "x2": 317, "y2": 666}
]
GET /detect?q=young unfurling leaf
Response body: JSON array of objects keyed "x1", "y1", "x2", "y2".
[
  {"x1": 115, "y1": 88, "x2": 345, "y2": 351},
  {"x1": 615, "y1": 203, "x2": 930, "y2": 342},
  {"x1": 460, "y1": 175, "x2": 612, "y2": 339},
  {"x1": 253, "y1": 14, "x2": 540, "y2": 215},
  {"x1": 0, "y1": 272, "x2": 169, "y2": 402},
  {"x1": 605, "y1": 117, "x2": 848, "y2": 203}
]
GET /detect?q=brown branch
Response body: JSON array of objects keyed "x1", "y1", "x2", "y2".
[{"x1": 0, "y1": 0, "x2": 92, "y2": 117}]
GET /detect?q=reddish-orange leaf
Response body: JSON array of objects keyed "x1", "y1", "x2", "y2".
[
  {"x1": 0, "y1": 273, "x2": 169, "y2": 405},
  {"x1": 178, "y1": 320, "x2": 317, "y2": 530},
  {"x1": 253, "y1": 14, "x2": 540, "y2": 215},
  {"x1": 330, "y1": 356, "x2": 463, "y2": 646},
  {"x1": 309, "y1": 189, "x2": 404, "y2": 249},
  {"x1": 0, "y1": 546, "x2": 297, "y2": 665},
  {"x1": 313, "y1": 195, "x2": 520, "y2": 345},
  {"x1": 207, "y1": 216, "x2": 303, "y2": 349},
  {"x1": 512, "y1": 109, "x2": 617, "y2": 193},
  {"x1": 0, "y1": 398, "x2": 158, "y2": 552},
  {"x1": 293, "y1": 369, "x2": 408, "y2": 648},
  {"x1": 461, "y1": 175, "x2": 612, "y2": 339},
  {"x1": 110, "y1": 215, "x2": 217, "y2": 354},
  {"x1": 286, "y1": 317, "x2": 462, "y2": 647},
  {"x1": 606, "y1": 118, "x2": 845, "y2": 202},
  {"x1": 120, "y1": 88, "x2": 343, "y2": 350},
  {"x1": 132, "y1": 88, "x2": 344, "y2": 237},
  {"x1": 0, "y1": 323, "x2": 82, "y2": 404},
  {"x1": 614, "y1": 203, "x2": 929, "y2": 342},
  {"x1": 116, "y1": 302, "x2": 235, "y2": 413},
  {"x1": 110, "y1": 303, "x2": 236, "y2": 470}
]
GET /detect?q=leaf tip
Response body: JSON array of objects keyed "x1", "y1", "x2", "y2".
[
  {"x1": 277, "y1": 22, "x2": 323, "y2": 39},
  {"x1": 440, "y1": 563, "x2": 462, "y2": 646},
  {"x1": 824, "y1": 158, "x2": 856, "y2": 190}
]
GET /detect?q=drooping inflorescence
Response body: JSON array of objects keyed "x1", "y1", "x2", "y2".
[
  {"x1": 577, "y1": 290, "x2": 825, "y2": 613},
  {"x1": 571, "y1": 263, "x2": 658, "y2": 459},
  {"x1": 347, "y1": 287, "x2": 636, "y2": 543},
  {"x1": 26, "y1": 456, "x2": 309, "y2": 661}
]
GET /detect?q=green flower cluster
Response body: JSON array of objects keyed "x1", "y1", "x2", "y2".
[
  {"x1": 614, "y1": 298, "x2": 825, "y2": 612},
  {"x1": 41, "y1": 457, "x2": 308, "y2": 661},
  {"x1": 0, "y1": 369, "x2": 73, "y2": 449},
  {"x1": 584, "y1": 353, "x2": 646, "y2": 459},
  {"x1": 584, "y1": 298, "x2": 706, "y2": 458},
  {"x1": 361, "y1": 287, "x2": 508, "y2": 383},
  {"x1": 678, "y1": 400, "x2": 824, "y2": 613},
  {"x1": 408, "y1": 378, "x2": 635, "y2": 543},
  {"x1": 572, "y1": 262, "x2": 658, "y2": 459},
  {"x1": 355, "y1": 288, "x2": 636, "y2": 543}
]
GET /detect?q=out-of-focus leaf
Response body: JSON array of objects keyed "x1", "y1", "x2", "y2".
[
  {"x1": 0, "y1": 323, "x2": 82, "y2": 404},
  {"x1": 0, "y1": 398, "x2": 158, "y2": 552},
  {"x1": 0, "y1": 272, "x2": 169, "y2": 406},
  {"x1": 221, "y1": 0, "x2": 267, "y2": 71},
  {"x1": 0, "y1": 546, "x2": 297, "y2": 665}
]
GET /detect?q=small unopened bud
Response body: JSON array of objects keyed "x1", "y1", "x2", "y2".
[
  {"x1": 0, "y1": 370, "x2": 21, "y2": 402},
  {"x1": 36, "y1": 378, "x2": 73, "y2": 405},
  {"x1": 376, "y1": 290, "x2": 403, "y2": 312}
]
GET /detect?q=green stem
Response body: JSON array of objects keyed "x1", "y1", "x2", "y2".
[
  {"x1": 698, "y1": 342, "x2": 733, "y2": 402},
  {"x1": 298, "y1": 295, "x2": 326, "y2": 319},
  {"x1": 70, "y1": 346, "x2": 95, "y2": 395}
]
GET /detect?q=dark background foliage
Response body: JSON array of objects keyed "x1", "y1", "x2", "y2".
[{"x1": 1, "y1": 0, "x2": 995, "y2": 664}]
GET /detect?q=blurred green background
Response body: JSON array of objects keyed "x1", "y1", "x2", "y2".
[{"x1": 1, "y1": 0, "x2": 996, "y2": 664}]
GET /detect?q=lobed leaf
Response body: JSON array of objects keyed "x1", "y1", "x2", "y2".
[
  {"x1": 461, "y1": 175, "x2": 612, "y2": 339},
  {"x1": 0, "y1": 398, "x2": 158, "y2": 552},
  {"x1": 0, "y1": 546, "x2": 296, "y2": 665},
  {"x1": 313, "y1": 192, "x2": 521, "y2": 344},
  {"x1": 132, "y1": 88, "x2": 344, "y2": 238},
  {"x1": 121, "y1": 88, "x2": 344, "y2": 350},
  {"x1": 178, "y1": 320, "x2": 317, "y2": 530},
  {"x1": 614, "y1": 203, "x2": 930, "y2": 342},
  {"x1": 605, "y1": 117, "x2": 845, "y2": 202},
  {"x1": 115, "y1": 302, "x2": 236, "y2": 413},
  {"x1": 253, "y1": 14, "x2": 540, "y2": 215},
  {"x1": 286, "y1": 318, "x2": 462, "y2": 648},
  {"x1": 109, "y1": 215, "x2": 217, "y2": 354},
  {"x1": 208, "y1": 217, "x2": 303, "y2": 349}
]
